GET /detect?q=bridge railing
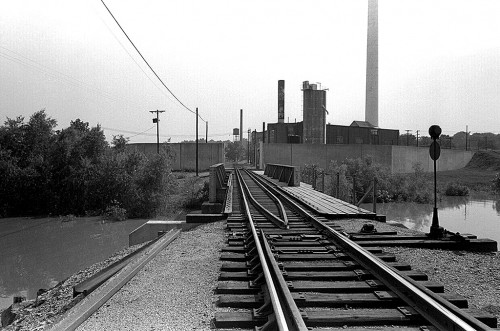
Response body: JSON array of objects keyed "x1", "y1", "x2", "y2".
[
  {"x1": 209, "y1": 163, "x2": 227, "y2": 203},
  {"x1": 263, "y1": 163, "x2": 300, "y2": 186}
]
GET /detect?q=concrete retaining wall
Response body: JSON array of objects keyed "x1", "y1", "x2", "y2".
[
  {"x1": 126, "y1": 142, "x2": 224, "y2": 171},
  {"x1": 262, "y1": 143, "x2": 474, "y2": 173},
  {"x1": 391, "y1": 145, "x2": 474, "y2": 173}
]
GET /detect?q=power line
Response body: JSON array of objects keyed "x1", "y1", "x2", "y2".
[
  {"x1": 0, "y1": 47, "x2": 144, "y2": 109},
  {"x1": 92, "y1": 10, "x2": 179, "y2": 107},
  {"x1": 102, "y1": 126, "x2": 230, "y2": 139},
  {"x1": 100, "y1": 0, "x2": 206, "y2": 123},
  {"x1": 125, "y1": 126, "x2": 155, "y2": 139}
]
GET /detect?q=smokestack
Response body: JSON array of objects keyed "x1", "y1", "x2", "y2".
[
  {"x1": 240, "y1": 109, "x2": 243, "y2": 143},
  {"x1": 365, "y1": 0, "x2": 378, "y2": 127},
  {"x1": 278, "y1": 80, "x2": 285, "y2": 123}
]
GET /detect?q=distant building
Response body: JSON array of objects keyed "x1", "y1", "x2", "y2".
[
  {"x1": 263, "y1": 121, "x2": 398, "y2": 146},
  {"x1": 259, "y1": 79, "x2": 398, "y2": 146}
]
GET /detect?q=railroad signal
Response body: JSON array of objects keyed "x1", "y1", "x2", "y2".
[
  {"x1": 429, "y1": 141, "x2": 441, "y2": 161},
  {"x1": 428, "y1": 125, "x2": 444, "y2": 239}
]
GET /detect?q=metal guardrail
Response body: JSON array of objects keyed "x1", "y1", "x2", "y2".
[
  {"x1": 235, "y1": 169, "x2": 307, "y2": 331},
  {"x1": 49, "y1": 229, "x2": 181, "y2": 331},
  {"x1": 73, "y1": 234, "x2": 162, "y2": 297},
  {"x1": 264, "y1": 163, "x2": 300, "y2": 186},
  {"x1": 223, "y1": 173, "x2": 233, "y2": 214},
  {"x1": 237, "y1": 169, "x2": 288, "y2": 229},
  {"x1": 245, "y1": 169, "x2": 288, "y2": 227}
]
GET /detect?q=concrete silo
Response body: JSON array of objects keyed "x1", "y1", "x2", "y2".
[{"x1": 302, "y1": 81, "x2": 327, "y2": 144}]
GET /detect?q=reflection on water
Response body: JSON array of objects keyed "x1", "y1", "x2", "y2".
[
  {"x1": 362, "y1": 196, "x2": 500, "y2": 245},
  {"x1": 0, "y1": 217, "x2": 147, "y2": 310}
]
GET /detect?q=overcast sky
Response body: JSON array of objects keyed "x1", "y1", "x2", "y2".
[{"x1": 1, "y1": 0, "x2": 500, "y2": 143}]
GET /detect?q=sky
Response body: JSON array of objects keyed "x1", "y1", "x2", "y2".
[{"x1": 1, "y1": 0, "x2": 500, "y2": 143}]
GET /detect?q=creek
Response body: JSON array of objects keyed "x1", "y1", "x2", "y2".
[
  {"x1": 361, "y1": 195, "x2": 500, "y2": 246},
  {"x1": 0, "y1": 217, "x2": 147, "y2": 311}
]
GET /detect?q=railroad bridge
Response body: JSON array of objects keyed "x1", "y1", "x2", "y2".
[{"x1": 46, "y1": 162, "x2": 497, "y2": 330}]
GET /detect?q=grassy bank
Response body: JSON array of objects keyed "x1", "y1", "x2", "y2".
[
  {"x1": 304, "y1": 150, "x2": 500, "y2": 202},
  {"x1": 435, "y1": 168, "x2": 496, "y2": 193}
]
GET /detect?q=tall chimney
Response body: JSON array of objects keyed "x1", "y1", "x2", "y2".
[
  {"x1": 365, "y1": 0, "x2": 378, "y2": 127},
  {"x1": 240, "y1": 109, "x2": 243, "y2": 143},
  {"x1": 278, "y1": 80, "x2": 285, "y2": 123}
]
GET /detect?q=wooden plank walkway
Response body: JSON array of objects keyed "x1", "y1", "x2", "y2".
[
  {"x1": 282, "y1": 185, "x2": 376, "y2": 218},
  {"x1": 253, "y1": 170, "x2": 376, "y2": 218}
]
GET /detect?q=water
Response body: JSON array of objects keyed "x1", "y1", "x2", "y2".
[
  {"x1": 361, "y1": 196, "x2": 500, "y2": 245},
  {"x1": 0, "y1": 217, "x2": 147, "y2": 311}
]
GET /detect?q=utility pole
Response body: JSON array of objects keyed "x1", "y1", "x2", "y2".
[
  {"x1": 206, "y1": 121, "x2": 208, "y2": 143},
  {"x1": 405, "y1": 130, "x2": 411, "y2": 146},
  {"x1": 196, "y1": 107, "x2": 199, "y2": 176},
  {"x1": 262, "y1": 122, "x2": 266, "y2": 143},
  {"x1": 247, "y1": 129, "x2": 251, "y2": 163},
  {"x1": 416, "y1": 130, "x2": 419, "y2": 147},
  {"x1": 149, "y1": 110, "x2": 165, "y2": 154},
  {"x1": 253, "y1": 129, "x2": 256, "y2": 165},
  {"x1": 465, "y1": 125, "x2": 468, "y2": 151}
]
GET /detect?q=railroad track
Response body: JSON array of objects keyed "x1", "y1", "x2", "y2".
[{"x1": 215, "y1": 167, "x2": 497, "y2": 330}]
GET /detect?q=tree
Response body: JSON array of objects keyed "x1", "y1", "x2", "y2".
[
  {"x1": 225, "y1": 141, "x2": 245, "y2": 162},
  {"x1": 112, "y1": 134, "x2": 129, "y2": 152}
]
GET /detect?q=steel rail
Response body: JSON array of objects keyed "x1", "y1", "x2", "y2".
[
  {"x1": 259, "y1": 229, "x2": 309, "y2": 331},
  {"x1": 254, "y1": 173, "x2": 493, "y2": 331},
  {"x1": 237, "y1": 168, "x2": 287, "y2": 229},
  {"x1": 73, "y1": 232, "x2": 163, "y2": 296},
  {"x1": 48, "y1": 229, "x2": 181, "y2": 331},
  {"x1": 244, "y1": 169, "x2": 288, "y2": 226},
  {"x1": 234, "y1": 168, "x2": 288, "y2": 330}
]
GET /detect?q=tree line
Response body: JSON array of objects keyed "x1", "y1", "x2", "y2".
[
  {"x1": 399, "y1": 131, "x2": 500, "y2": 150},
  {"x1": 0, "y1": 110, "x2": 174, "y2": 218}
]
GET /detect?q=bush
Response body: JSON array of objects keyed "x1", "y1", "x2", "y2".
[
  {"x1": 103, "y1": 201, "x2": 127, "y2": 222},
  {"x1": 0, "y1": 111, "x2": 176, "y2": 218},
  {"x1": 445, "y1": 182, "x2": 470, "y2": 196},
  {"x1": 301, "y1": 164, "x2": 323, "y2": 188},
  {"x1": 183, "y1": 180, "x2": 209, "y2": 209},
  {"x1": 326, "y1": 158, "x2": 433, "y2": 204},
  {"x1": 493, "y1": 173, "x2": 500, "y2": 193},
  {"x1": 328, "y1": 156, "x2": 392, "y2": 203}
]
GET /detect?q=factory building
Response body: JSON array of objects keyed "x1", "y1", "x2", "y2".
[
  {"x1": 266, "y1": 121, "x2": 398, "y2": 146},
  {"x1": 261, "y1": 80, "x2": 398, "y2": 146}
]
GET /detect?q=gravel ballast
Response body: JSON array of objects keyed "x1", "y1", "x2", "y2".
[
  {"x1": 335, "y1": 218, "x2": 500, "y2": 321},
  {"x1": 4, "y1": 217, "x2": 498, "y2": 329},
  {"x1": 77, "y1": 221, "x2": 226, "y2": 331}
]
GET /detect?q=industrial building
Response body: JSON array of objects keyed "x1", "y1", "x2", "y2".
[
  {"x1": 261, "y1": 80, "x2": 399, "y2": 146},
  {"x1": 254, "y1": 1, "x2": 395, "y2": 147}
]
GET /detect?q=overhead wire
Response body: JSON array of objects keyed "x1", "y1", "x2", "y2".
[
  {"x1": 0, "y1": 47, "x2": 145, "y2": 110},
  {"x1": 100, "y1": 0, "x2": 207, "y2": 123},
  {"x1": 91, "y1": 8, "x2": 179, "y2": 108},
  {"x1": 125, "y1": 125, "x2": 155, "y2": 139},
  {"x1": 101, "y1": 126, "x2": 230, "y2": 139}
]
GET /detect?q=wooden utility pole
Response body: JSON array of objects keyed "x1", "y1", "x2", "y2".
[
  {"x1": 465, "y1": 125, "x2": 468, "y2": 151},
  {"x1": 196, "y1": 107, "x2": 199, "y2": 176},
  {"x1": 247, "y1": 129, "x2": 251, "y2": 163},
  {"x1": 149, "y1": 110, "x2": 165, "y2": 154},
  {"x1": 206, "y1": 121, "x2": 208, "y2": 143},
  {"x1": 416, "y1": 130, "x2": 419, "y2": 147}
]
